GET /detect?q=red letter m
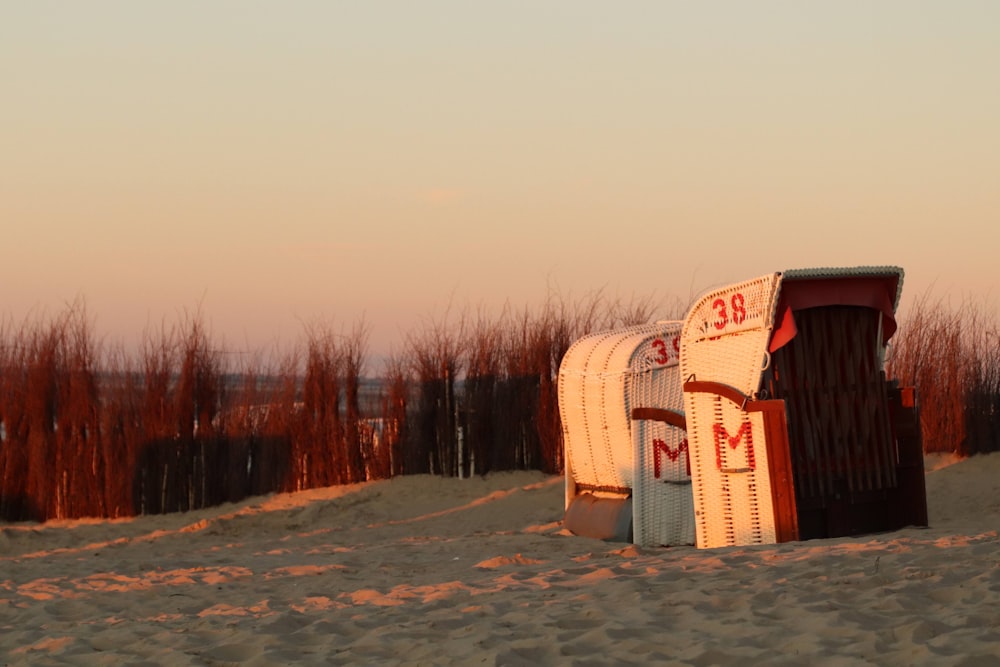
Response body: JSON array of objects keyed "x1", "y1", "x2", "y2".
[
  {"x1": 654, "y1": 438, "x2": 690, "y2": 478},
  {"x1": 712, "y1": 422, "x2": 756, "y2": 471}
]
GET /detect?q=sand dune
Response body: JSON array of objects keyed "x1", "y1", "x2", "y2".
[{"x1": 2, "y1": 454, "x2": 999, "y2": 666}]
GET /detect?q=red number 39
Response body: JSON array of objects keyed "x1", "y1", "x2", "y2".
[{"x1": 651, "y1": 335, "x2": 680, "y2": 364}]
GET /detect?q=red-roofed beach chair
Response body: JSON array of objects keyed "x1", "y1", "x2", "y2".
[
  {"x1": 680, "y1": 266, "x2": 927, "y2": 549},
  {"x1": 559, "y1": 321, "x2": 694, "y2": 546}
]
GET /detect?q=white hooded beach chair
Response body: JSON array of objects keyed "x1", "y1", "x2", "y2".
[
  {"x1": 680, "y1": 266, "x2": 927, "y2": 549},
  {"x1": 559, "y1": 321, "x2": 694, "y2": 546}
]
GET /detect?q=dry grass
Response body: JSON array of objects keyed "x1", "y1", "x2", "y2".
[
  {"x1": 7, "y1": 285, "x2": 988, "y2": 522},
  {"x1": 888, "y1": 292, "x2": 1000, "y2": 455}
]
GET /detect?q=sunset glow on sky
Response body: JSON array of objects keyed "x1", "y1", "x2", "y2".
[{"x1": 3, "y1": 2, "x2": 998, "y2": 365}]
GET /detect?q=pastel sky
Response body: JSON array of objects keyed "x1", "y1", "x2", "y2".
[{"x1": 3, "y1": 2, "x2": 998, "y2": 365}]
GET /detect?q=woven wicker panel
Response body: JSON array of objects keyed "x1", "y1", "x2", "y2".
[
  {"x1": 681, "y1": 274, "x2": 781, "y2": 396},
  {"x1": 628, "y1": 322, "x2": 690, "y2": 545},
  {"x1": 559, "y1": 322, "x2": 684, "y2": 497},
  {"x1": 686, "y1": 392, "x2": 778, "y2": 548},
  {"x1": 681, "y1": 273, "x2": 781, "y2": 548},
  {"x1": 632, "y1": 412, "x2": 694, "y2": 546},
  {"x1": 628, "y1": 325, "x2": 683, "y2": 428},
  {"x1": 559, "y1": 329, "x2": 634, "y2": 491}
]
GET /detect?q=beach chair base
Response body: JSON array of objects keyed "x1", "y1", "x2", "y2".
[{"x1": 563, "y1": 492, "x2": 633, "y2": 542}]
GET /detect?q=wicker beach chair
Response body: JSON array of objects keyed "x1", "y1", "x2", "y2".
[
  {"x1": 559, "y1": 321, "x2": 694, "y2": 546},
  {"x1": 680, "y1": 266, "x2": 927, "y2": 549}
]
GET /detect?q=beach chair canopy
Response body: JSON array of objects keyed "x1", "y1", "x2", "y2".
[{"x1": 768, "y1": 267, "x2": 902, "y2": 354}]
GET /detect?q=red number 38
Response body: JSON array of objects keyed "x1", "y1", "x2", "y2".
[{"x1": 712, "y1": 293, "x2": 748, "y2": 330}]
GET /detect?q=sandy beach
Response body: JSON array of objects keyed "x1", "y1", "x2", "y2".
[{"x1": 2, "y1": 451, "x2": 998, "y2": 666}]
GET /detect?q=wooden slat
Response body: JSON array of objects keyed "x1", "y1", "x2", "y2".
[
  {"x1": 746, "y1": 398, "x2": 799, "y2": 542},
  {"x1": 769, "y1": 306, "x2": 898, "y2": 504}
]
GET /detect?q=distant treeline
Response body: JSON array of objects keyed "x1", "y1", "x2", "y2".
[
  {"x1": 0, "y1": 294, "x2": 665, "y2": 521},
  {"x1": 2, "y1": 292, "x2": 997, "y2": 522}
]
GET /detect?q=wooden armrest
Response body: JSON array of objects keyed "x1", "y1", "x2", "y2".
[
  {"x1": 630, "y1": 407, "x2": 687, "y2": 430},
  {"x1": 683, "y1": 380, "x2": 786, "y2": 415}
]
